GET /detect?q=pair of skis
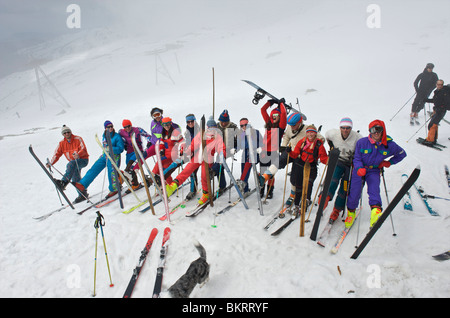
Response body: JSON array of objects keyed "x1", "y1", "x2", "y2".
[{"x1": 123, "y1": 227, "x2": 171, "y2": 298}]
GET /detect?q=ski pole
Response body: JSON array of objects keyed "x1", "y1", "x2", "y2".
[
  {"x1": 423, "y1": 194, "x2": 450, "y2": 201},
  {"x1": 212, "y1": 159, "x2": 224, "y2": 228},
  {"x1": 355, "y1": 177, "x2": 365, "y2": 247},
  {"x1": 93, "y1": 211, "x2": 114, "y2": 297},
  {"x1": 381, "y1": 169, "x2": 397, "y2": 236},
  {"x1": 390, "y1": 92, "x2": 416, "y2": 121},
  {"x1": 406, "y1": 116, "x2": 432, "y2": 142}
]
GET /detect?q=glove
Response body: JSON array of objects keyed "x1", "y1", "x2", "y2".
[
  {"x1": 230, "y1": 148, "x2": 236, "y2": 155},
  {"x1": 285, "y1": 146, "x2": 292, "y2": 153},
  {"x1": 357, "y1": 168, "x2": 367, "y2": 177},
  {"x1": 379, "y1": 161, "x2": 391, "y2": 169}
]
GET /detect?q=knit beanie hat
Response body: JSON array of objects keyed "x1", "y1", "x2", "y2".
[
  {"x1": 305, "y1": 124, "x2": 318, "y2": 133},
  {"x1": 104, "y1": 120, "x2": 113, "y2": 128},
  {"x1": 161, "y1": 117, "x2": 172, "y2": 125},
  {"x1": 219, "y1": 109, "x2": 230, "y2": 122},
  {"x1": 61, "y1": 125, "x2": 71, "y2": 135},
  {"x1": 287, "y1": 112, "x2": 303, "y2": 126},
  {"x1": 339, "y1": 117, "x2": 353, "y2": 128},
  {"x1": 122, "y1": 119, "x2": 132, "y2": 127},
  {"x1": 207, "y1": 116, "x2": 217, "y2": 127}
]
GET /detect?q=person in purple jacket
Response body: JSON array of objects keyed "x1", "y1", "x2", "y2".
[
  {"x1": 345, "y1": 119, "x2": 407, "y2": 229},
  {"x1": 119, "y1": 119, "x2": 152, "y2": 190}
]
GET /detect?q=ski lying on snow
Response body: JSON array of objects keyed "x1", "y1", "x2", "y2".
[
  {"x1": 351, "y1": 166, "x2": 421, "y2": 259},
  {"x1": 329, "y1": 207, "x2": 362, "y2": 253},
  {"x1": 123, "y1": 228, "x2": 158, "y2": 298},
  {"x1": 152, "y1": 227, "x2": 171, "y2": 298},
  {"x1": 413, "y1": 183, "x2": 439, "y2": 216}
]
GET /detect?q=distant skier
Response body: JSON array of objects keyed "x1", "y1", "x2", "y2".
[
  {"x1": 47, "y1": 125, "x2": 89, "y2": 191},
  {"x1": 423, "y1": 79, "x2": 450, "y2": 145},
  {"x1": 410, "y1": 63, "x2": 438, "y2": 125},
  {"x1": 74, "y1": 121, "x2": 124, "y2": 202},
  {"x1": 345, "y1": 120, "x2": 406, "y2": 229}
]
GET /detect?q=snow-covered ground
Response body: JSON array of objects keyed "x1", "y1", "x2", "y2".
[{"x1": 0, "y1": 1, "x2": 449, "y2": 299}]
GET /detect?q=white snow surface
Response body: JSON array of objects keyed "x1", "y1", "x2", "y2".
[{"x1": 0, "y1": 1, "x2": 449, "y2": 299}]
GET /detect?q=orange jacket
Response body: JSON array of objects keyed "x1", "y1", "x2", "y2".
[{"x1": 50, "y1": 134, "x2": 89, "y2": 165}]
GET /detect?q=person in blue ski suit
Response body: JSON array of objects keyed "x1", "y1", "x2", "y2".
[
  {"x1": 345, "y1": 119, "x2": 406, "y2": 228},
  {"x1": 74, "y1": 121, "x2": 124, "y2": 202}
]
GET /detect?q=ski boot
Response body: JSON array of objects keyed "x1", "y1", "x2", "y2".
[
  {"x1": 198, "y1": 191, "x2": 210, "y2": 205},
  {"x1": 370, "y1": 205, "x2": 382, "y2": 228},
  {"x1": 165, "y1": 181, "x2": 179, "y2": 198},
  {"x1": 345, "y1": 209, "x2": 356, "y2": 228},
  {"x1": 329, "y1": 207, "x2": 342, "y2": 222}
]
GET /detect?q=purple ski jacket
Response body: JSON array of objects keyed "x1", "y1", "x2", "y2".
[{"x1": 353, "y1": 135, "x2": 406, "y2": 172}]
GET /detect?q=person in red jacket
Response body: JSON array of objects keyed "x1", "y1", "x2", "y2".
[
  {"x1": 287, "y1": 125, "x2": 328, "y2": 215},
  {"x1": 165, "y1": 117, "x2": 226, "y2": 205},
  {"x1": 152, "y1": 117, "x2": 184, "y2": 185},
  {"x1": 46, "y1": 125, "x2": 89, "y2": 190},
  {"x1": 259, "y1": 99, "x2": 287, "y2": 199}
]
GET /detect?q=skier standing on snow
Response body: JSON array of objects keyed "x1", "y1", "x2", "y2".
[
  {"x1": 230, "y1": 118, "x2": 262, "y2": 193},
  {"x1": 287, "y1": 124, "x2": 328, "y2": 215},
  {"x1": 259, "y1": 99, "x2": 287, "y2": 199},
  {"x1": 74, "y1": 121, "x2": 124, "y2": 202},
  {"x1": 423, "y1": 79, "x2": 450, "y2": 145},
  {"x1": 47, "y1": 125, "x2": 89, "y2": 191},
  {"x1": 152, "y1": 117, "x2": 183, "y2": 186},
  {"x1": 183, "y1": 113, "x2": 201, "y2": 201},
  {"x1": 119, "y1": 119, "x2": 152, "y2": 192},
  {"x1": 165, "y1": 117, "x2": 226, "y2": 205},
  {"x1": 215, "y1": 109, "x2": 238, "y2": 195},
  {"x1": 322, "y1": 117, "x2": 362, "y2": 222},
  {"x1": 345, "y1": 120, "x2": 406, "y2": 229},
  {"x1": 259, "y1": 112, "x2": 324, "y2": 206},
  {"x1": 410, "y1": 63, "x2": 438, "y2": 125},
  {"x1": 148, "y1": 107, "x2": 164, "y2": 147}
]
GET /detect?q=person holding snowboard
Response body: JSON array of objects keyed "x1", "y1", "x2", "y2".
[
  {"x1": 345, "y1": 120, "x2": 406, "y2": 229},
  {"x1": 423, "y1": 79, "x2": 450, "y2": 145},
  {"x1": 287, "y1": 125, "x2": 328, "y2": 215},
  {"x1": 74, "y1": 121, "x2": 124, "y2": 202},
  {"x1": 259, "y1": 99, "x2": 287, "y2": 199},
  {"x1": 47, "y1": 125, "x2": 89, "y2": 191},
  {"x1": 410, "y1": 63, "x2": 438, "y2": 125}
]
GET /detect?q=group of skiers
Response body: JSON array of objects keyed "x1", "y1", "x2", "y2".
[
  {"x1": 410, "y1": 63, "x2": 449, "y2": 145},
  {"x1": 47, "y1": 62, "x2": 449, "y2": 229}
]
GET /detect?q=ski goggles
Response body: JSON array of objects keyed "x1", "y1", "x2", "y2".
[{"x1": 369, "y1": 125, "x2": 383, "y2": 134}]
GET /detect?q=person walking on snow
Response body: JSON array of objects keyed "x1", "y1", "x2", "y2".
[
  {"x1": 410, "y1": 63, "x2": 438, "y2": 125},
  {"x1": 74, "y1": 121, "x2": 124, "y2": 202},
  {"x1": 323, "y1": 117, "x2": 362, "y2": 222},
  {"x1": 165, "y1": 117, "x2": 226, "y2": 205},
  {"x1": 287, "y1": 125, "x2": 328, "y2": 215},
  {"x1": 423, "y1": 79, "x2": 450, "y2": 145},
  {"x1": 47, "y1": 125, "x2": 89, "y2": 191},
  {"x1": 259, "y1": 99, "x2": 287, "y2": 199},
  {"x1": 345, "y1": 120, "x2": 406, "y2": 229}
]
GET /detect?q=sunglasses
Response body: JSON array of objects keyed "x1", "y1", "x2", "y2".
[
  {"x1": 186, "y1": 120, "x2": 195, "y2": 124},
  {"x1": 124, "y1": 125, "x2": 131, "y2": 129},
  {"x1": 340, "y1": 126, "x2": 351, "y2": 130},
  {"x1": 161, "y1": 122, "x2": 172, "y2": 127},
  {"x1": 106, "y1": 125, "x2": 113, "y2": 129}
]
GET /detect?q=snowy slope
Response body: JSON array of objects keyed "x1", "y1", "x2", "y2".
[{"x1": 0, "y1": 1, "x2": 449, "y2": 299}]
